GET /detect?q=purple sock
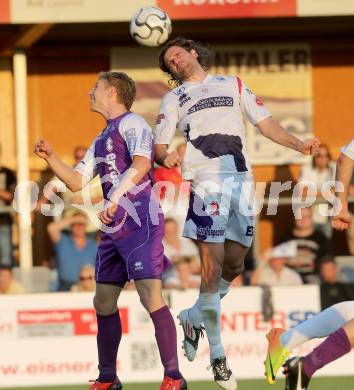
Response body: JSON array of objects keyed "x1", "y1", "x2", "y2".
[
  {"x1": 150, "y1": 305, "x2": 182, "y2": 380},
  {"x1": 304, "y1": 327, "x2": 351, "y2": 378},
  {"x1": 97, "y1": 311, "x2": 122, "y2": 383}
]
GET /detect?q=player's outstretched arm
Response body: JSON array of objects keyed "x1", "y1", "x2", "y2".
[
  {"x1": 257, "y1": 118, "x2": 320, "y2": 156},
  {"x1": 34, "y1": 139, "x2": 85, "y2": 192},
  {"x1": 332, "y1": 152, "x2": 354, "y2": 231}
]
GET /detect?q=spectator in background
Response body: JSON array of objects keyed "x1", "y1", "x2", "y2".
[
  {"x1": 47, "y1": 212, "x2": 97, "y2": 291},
  {"x1": 70, "y1": 264, "x2": 95, "y2": 292},
  {"x1": 38, "y1": 146, "x2": 103, "y2": 236},
  {"x1": 279, "y1": 207, "x2": 331, "y2": 283},
  {"x1": 298, "y1": 144, "x2": 335, "y2": 238},
  {"x1": 162, "y1": 218, "x2": 200, "y2": 289},
  {"x1": 319, "y1": 257, "x2": 354, "y2": 309},
  {"x1": 0, "y1": 265, "x2": 25, "y2": 294},
  {"x1": 0, "y1": 144, "x2": 16, "y2": 267},
  {"x1": 250, "y1": 242, "x2": 303, "y2": 286}
]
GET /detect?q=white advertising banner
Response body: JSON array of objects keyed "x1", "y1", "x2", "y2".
[
  {"x1": 0, "y1": 286, "x2": 353, "y2": 387},
  {"x1": 10, "y1": 0, "x2": 155, "y2": 23}
]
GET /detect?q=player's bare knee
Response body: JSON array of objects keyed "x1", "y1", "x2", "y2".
[
  {"x1": 93, "y1": 295, "x2": 117, "y2": 316},
  {"x1": 224, "y1": 262, "x2": 244, "y2": 279}
]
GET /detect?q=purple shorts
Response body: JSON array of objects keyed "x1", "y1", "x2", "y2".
[{"x1": 95, "y1": 214, "x2": 170, "y2": 287}]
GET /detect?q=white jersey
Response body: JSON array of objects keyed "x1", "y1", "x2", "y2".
[
  {"x1": 154, "y1": 74, "x2": 271, "y2": 180},
  {"x1": 341, "y1": 138, "x2": 354, "y2": 160}
]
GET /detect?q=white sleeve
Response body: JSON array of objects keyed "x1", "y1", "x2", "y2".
[
  {"x1": 154, "y1": 93, "x2": 178, "y2": 145},
  {"x1": 74, "y1": 140, "x2": 97, "y2": 183},
  {"x1": 341, "y1": 139, "x2": 354, "y2": 160},
  {"x1": 120, "y1": 114, "x2": 153, "y2": 160},
  {"x1": 237, "y1": 76, "x2": 272, "y2": 126}
]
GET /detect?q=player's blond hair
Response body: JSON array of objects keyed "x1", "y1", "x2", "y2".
[{"x1": 99, "y1": 71, "x2": 136, "y2": 109}]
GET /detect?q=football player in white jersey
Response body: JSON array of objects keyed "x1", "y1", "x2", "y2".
[
  {"x1": 265, "y1": 139, "x2": 354, "y2": 390},
  {"x1": 154, "y1": 37, "x2": 320, "y2": 390}
]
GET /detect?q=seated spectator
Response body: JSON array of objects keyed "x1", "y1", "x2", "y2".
[
  {"x1": 319, "y1": 257, "x2": 354, "y2": 309},
  {"x1": 0, "y1": 144, "x2": 16, "y2": 267},
  {"x1": 298, "y1": 144, "x2": 335, "y2": 238},
  {"x1": 250, "y1": 242, "x2": 303, "y2": 286},
  {"x1": 70, "y1": 264, "x2": 95, "y2": 292},
  {"x1": 279, "y1": 207, "x2": 332, "y2": 283},
  {"x1": 162, "y1": 218, "x2": 200, "y2": 289},
  {"x1": 0, "y1": 265, "x2": 25, "y2": 294},
  {"x1": 47, "y1": 212, "x2": 97, "y2": 291}
]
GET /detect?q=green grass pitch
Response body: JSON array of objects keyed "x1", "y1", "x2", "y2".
[{"x1": 2, "y1": 377, "x2": 354, "y2": 390}]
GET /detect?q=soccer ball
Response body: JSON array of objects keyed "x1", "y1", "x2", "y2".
[{"x1": 130, "y1": 6, "x2": 172, "y2": 48}]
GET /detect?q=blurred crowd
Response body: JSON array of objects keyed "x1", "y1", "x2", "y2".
[{"x1": 1, "y1": 142, "x2": 354, "y2": 309}]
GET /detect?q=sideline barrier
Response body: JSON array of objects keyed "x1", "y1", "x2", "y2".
[{"x1": 0, "y1": 286, "x2": 353, "y2": 387}]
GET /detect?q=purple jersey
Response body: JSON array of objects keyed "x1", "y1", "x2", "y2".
[{"x1": 75, "y1": 111, "x2": 169, "y2": 284}]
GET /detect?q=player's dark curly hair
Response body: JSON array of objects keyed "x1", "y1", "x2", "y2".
[
  {"x1": 99, "y1": 71, "x2": 136, "y2": 110},
  {"x1": 159, "y1": 37, "x2": 215, "y2": 87}
]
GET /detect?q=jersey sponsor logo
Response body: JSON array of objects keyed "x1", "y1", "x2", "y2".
[
  {"x1": 156, "y1": 113, "x2": 165, "y2": 125},
  {"x1": 196, "y1": 226, "x2": 225, "y2": 238},
  {"x1": 246, "y1": 226, "x2": 254, "y2": 236},
  {"x1": 106, "y1": 153, "x2": 120, "y2": 186},
  {"x1": 187, "y1": 96, "x2": 233, "y2": 114},
  {"x1": 140, "y1": 128, "x2": 153, "y2": 151},
  {"x1": 105, "y1": 137, "x2": 113, "y2": 152}
]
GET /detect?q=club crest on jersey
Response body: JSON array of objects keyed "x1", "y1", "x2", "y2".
[
  {"x1": 208, "y1": 201, "x2": 220, "y2": 216},
  {"x1": 106, "y1": 137, "x2": 113, "y2": 152}
]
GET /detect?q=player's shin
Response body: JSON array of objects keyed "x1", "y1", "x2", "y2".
[
  {"x1": 96, "y1": 311, "x2": 122, "y2": 383},
  {"x1": 150, "y1": 305, "x2": 183, "y2": 379}
]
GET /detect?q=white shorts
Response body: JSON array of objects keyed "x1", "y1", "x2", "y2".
[{"x1": 182, "y1": 173, "x2": 254, "y2": 246}]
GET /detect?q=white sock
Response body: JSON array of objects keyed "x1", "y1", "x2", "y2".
[
  {"x1": 189, "y1": 296, "x2": 203, "y2": 328},
  {"x1": 188, "y1": 278, "x2": 231, "y2": 329},
  {"x1": 219, "y1": 277, "x2": 231, "y2": 299},
  {"x1": 199, "y1": 292, "x2": 225, "y2": 361},
  {"x1": 281, "y1": 301, "x2": 354, "y2": 351}
]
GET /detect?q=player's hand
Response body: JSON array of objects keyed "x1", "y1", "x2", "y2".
[
  {"x1": 300, "y1": 137, "x2": 320, "y2": 156},
  {"x1": 33, "y1": 139, "x2": 53, "y2": 159},
  {"x1": 163, "y1": 151, "x2": 181, "y2": 168},
  {"x1": 332, "y1": 209, "x2": 352, "y2": 231},
  {"x1": 99, "y1": 202, "x2": 118, "y2": 225}
]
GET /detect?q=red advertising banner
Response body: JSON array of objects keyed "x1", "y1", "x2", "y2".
[
  {"x1": 157, "y1": 0, "x2": 297, "y2": 20},
  {"x1": 0, "y1": 0, "x2": 10, "y2": 23}
]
